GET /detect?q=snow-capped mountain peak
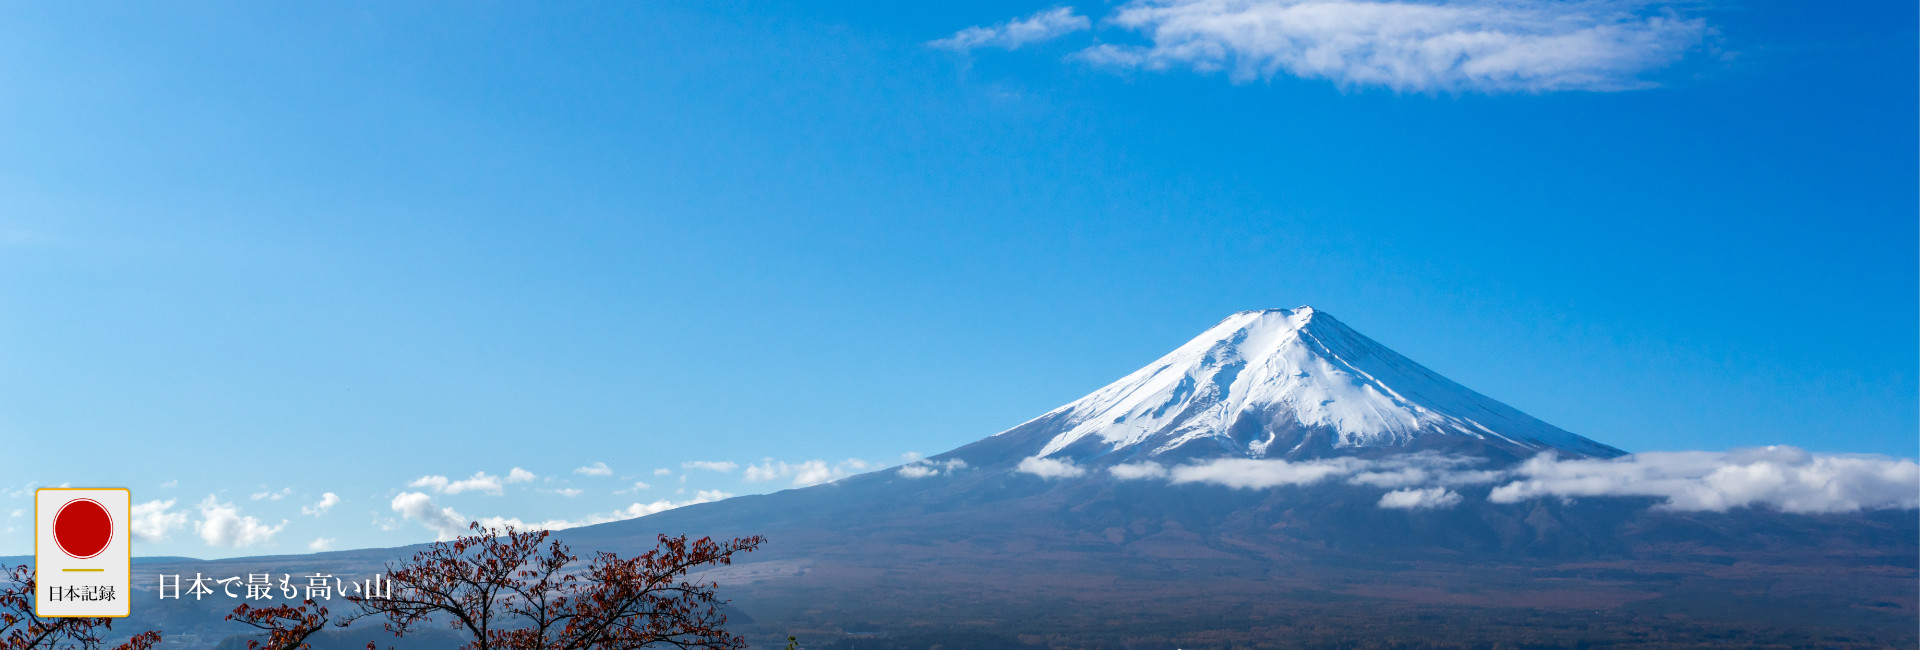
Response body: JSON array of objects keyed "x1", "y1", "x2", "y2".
[{"x1": 1003, "y1": 307, "x2": 1619, "y2": 462}]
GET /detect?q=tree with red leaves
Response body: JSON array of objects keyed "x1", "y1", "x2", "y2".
[
  {"x1": 226, "y1": 600, "x2": 334, "y2": 650},
  {"x1": 347, "y1": 523, "x2": 763, "y2": 650},
  {"x1": 0, "y1": 565, "x2": 161, "y2": 650}
]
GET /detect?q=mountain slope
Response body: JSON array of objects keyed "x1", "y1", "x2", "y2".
[
  {"x1": 103, "y1": 309, "x2": 1915, "y2": 649},
  {"x1": 953, "y1": 307, "x2": 1619, "y2": 468}
]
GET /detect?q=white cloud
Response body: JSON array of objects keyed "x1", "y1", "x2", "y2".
[
  {"x1": 159, "y1": 480, "x2": 178, "y2": 489},
  {"x1": 896, "y1": 465, "x2": 939, "y2": 479},
  {"x1": 442, "y1": 472, "x2": 505, "y2": 495},
  {"x1": 653, "y1": 468, "x2": 674, "y2": 476},
  {"x1": 301, "y1": 492, "x2": 340, "y2": 517},
  {"x1": 472, "y1": 514, "x2": 577, "y2": 533},
  {"x1": 1379, "y1": 486, "x2": 1464, "y2": 509},
  {"x1": 898, "y1": 458, "x2": 970, "y2": 479},
  {"x1": 309, "y1": 538, "x2": 336, "y2": 552},
  {"x1": 1016, "y1": 456, "x2": 1087, "y2": 479},
  {"x1": 390, "y1": 492, "x2": 472, "y2": 541},
  {"x1": 575, "y1": 462, "x2": 613, "y2": 477},
  {"x1": 931, "y1": 7, "x2": 1092, "y2": 52},
  {"x1": 1168, "y1": 457, "x2": 1362, "y2": 488},
  {"x1": 507, "y1": 468, "x2": 536, "y2": 483},
  {"x1": 393, "y1": 487, "x2": 739, "y2": 541},
  {"x1": 6, "y1": 482, "x2": 37, "y2": 499},
  {"x1": 1347, "y1": 456, "x2": 1502, "y2": 488},
  {"x1": 1342, "y1": 466, "x2": 1430, "y2": 487},
  {"x1": 806, "y1": 459, "x2": 869, "y2": 486},
  {"x1": 615, "y1": 481, "x2": 652, "y2": 494},
  {"x1": 1116, "y1": 447, "x2": 1919, "y2": 515},
  {"x1": 1489, "y1": 446, "x2": 1920, "y2": 514},
  {"x1": 553, "y1": 488, "x2": 583, "y2": 497},
  {"x1": 7, "y1": 509, "x2": 22, "y2": 519},
  {"x1": 473, "y1": 491, "x2": 736, "y2": 534},
  {"x1": 1072, "y1": 0, "x2": 1705, "y2": 93},
  {"x1": 746, "y1": 459, "x2": 872, "y2": 487},
  {"x1": 742, "y1": 462, "x2": 781, "y2": 483},
  {"x1": 249, "y1": 487, "x2": 293, "y2": 501},
  {"x1": 1108, "y1": 462, "x2": 1170, "y2": 480},
  {"x1": 195, "y1": 496, "x2": 286, "y2": 548},
  {"x1": 130, "y1": 499, "x2": 188, "y2": 542},
  {"x1": 410, "y1": 471, "x2": 506, "y2": 495},
  {"x1": 604, "y1": 490, "x2": 734, "y2": 520},
  {"x1": 682, "y1": 460, "x2": 739, "y2": 473},
  {"x1": 1158, "y1": 453, "x2": 1496, "y2": 492}
]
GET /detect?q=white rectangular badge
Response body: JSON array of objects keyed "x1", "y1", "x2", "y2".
[{"x1": 34, "y1": 488, "x2": 132, "y2": 618}]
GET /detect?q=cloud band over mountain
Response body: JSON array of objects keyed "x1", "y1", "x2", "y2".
[
  {"x1": 1489, "y1": 447, "x2": 1920, "y2": 514},
  {"x1": 1085, "y1": 446, "x2": 1920, "y2": 514}
]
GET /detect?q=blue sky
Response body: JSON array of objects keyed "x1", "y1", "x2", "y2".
[{"x1": 0, "y1": 0, "x2": 1912, "y2": 558}]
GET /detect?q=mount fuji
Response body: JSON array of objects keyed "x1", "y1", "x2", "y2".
[
  {"x1": 116, "y1": 308, "x2": 1917, "y2": 648},
  {"x1": 555, "y1": 308, "x2": 1912, "y2": 646},
  {"x1": 956, "y1": 306, "x2": 1619, "y2": 469}
]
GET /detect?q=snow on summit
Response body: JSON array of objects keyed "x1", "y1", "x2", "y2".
[{"x1": 1016, "y1": 307, "x2": 1621, "y2": 462}]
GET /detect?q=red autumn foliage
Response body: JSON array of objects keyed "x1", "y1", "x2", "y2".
[
  {"x1": 346, "y1": 522, "x2": 763, "y2": 650},
  {"x1": 227, "y1": 599, "x2": 333, "y2": 650},
  {"x1": 0, "y1": 565, "x2": 161, "y2": 650}
]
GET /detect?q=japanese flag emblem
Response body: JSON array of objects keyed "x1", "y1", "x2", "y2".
[{"x1": 35, "y1": 488, "x2": 132, "y2": 617}]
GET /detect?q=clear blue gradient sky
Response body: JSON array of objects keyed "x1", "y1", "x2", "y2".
[{"x1": 0, "y1": 0, "x2": 1913, "y2": 557}]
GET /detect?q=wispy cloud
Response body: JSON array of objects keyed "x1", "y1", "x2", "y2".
[
  {"x1": 746, "y1": 459, "x2": 872, "y2": 487},
  {"x1": 1016, "y1": 456, "x2": 1087, "y2": 479},
  {"x1": 131, "y1": 499, "x2": 189, "y2": 542},
  {"x1": 931, "y1": 7, "x2": 1092, "y2": 52},
  {"x1": 1379, "y1": 486, "x2": 1463, "y2": 509},
  {"x1": 249, "y1": 487, "x2": 293, "y2": 501},
  {"x1": 410, "y1": 471, "x2": 506, "y2": 496},
  {"x1": 575, "y1": 462, "x2": 614, "y2": 477},
  {"x1": 390, "y1": 492, "x2": 470, "y2": 541},
  {"x1": 301, "y1": 492, "x2": 340, "y2": 517},
  {"x1": 309, "y1": 538, "x2": 336, "y2": 552},
  {"x1": 581, "y1": 490, "x2": 733, "y2": 523},
  {"x1": 1076, "y1": 0, "x2": 1705, "y2": 92},
  {"x1": 1347, "y1": 456, "x2": 1501, "y2": 488},
  {"x1": 195, "y1": 496, "x2": 286, "y2": 548},
  {"x1": 393, "y1": 490, "x2": 734, "y2": 540},
  {"x1": 1121, "y1": 453, "x2": 1501, "y2": 492},
  {"x1": 683, "y1": 460, "x2": 740, "y2": 474},
  {"x1": 1104, "y1": 446, "x2": 1917, "y2": 514},
  {"x1": 1167, "y1": 457, "x2": 1366, "y2": 488},
  {"x1": 507, "y1": 468, "x2": 536, "y2": 483},
  {"x1": 1490, "y1": 447, "x2": 1920, "y2": 514},
  {"x1": 898, "y1": 458, "x2": 969, "y2": 479}
]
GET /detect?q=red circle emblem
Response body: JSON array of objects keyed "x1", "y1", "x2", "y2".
[{"x1": 52, "y1": 498, "x2": 113, "y2": 560}]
